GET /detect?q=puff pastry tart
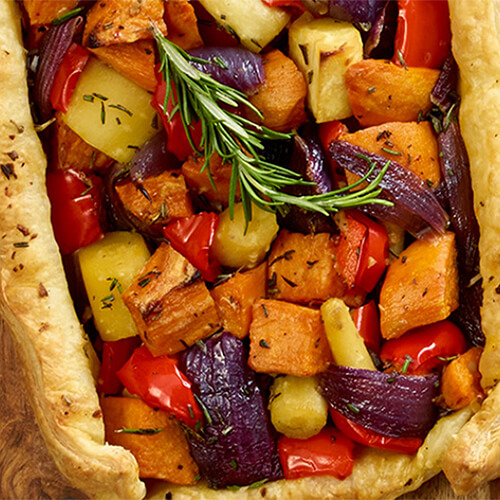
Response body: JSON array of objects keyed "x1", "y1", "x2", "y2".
[{"x1": 0, "y1": 0, "x2": 492, "y2": 498}]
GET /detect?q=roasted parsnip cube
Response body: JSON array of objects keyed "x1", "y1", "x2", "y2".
[
  {"x1": 249, "y1": 299, "x2": 333, "y2": 376},
  {"x1": 289, "y1": 12, "x2": 363, "y2": 123},
  {"x1": 269, "y1": 375, "x2": 328, "y2": 439},
  {"x1": 62, "y1": 58, "x2": 158, "y2": 164},
  {"x1": 345, "y1": 59, "x2": 440, "y2": 127},
  {"x1": 101, "y1": 396, "x2": 199, "y2": 484},
  {"x1": 379, "y1": 232, "x2": 459, "y2": 339},
  {"x1": 210, "y1": 263, "x2": 267, "y2": 339},
  {"x1": 199, "y1": 0, "x2": 290, "y2": 52},
  {"x1": 320, "y1": 298, "x2": 376, "y2": 370},
  {"x1": 115, "y1": 170, "x2": 193, "y2": 229},
  {"x1": 122, "y1": 243, "x2": 221, "y2": 356},
  {"x1": 267, "y1": 230, "x2": 347, "y2": 305},
  {"x1": 78, "y1": 231, "x2": 151, "y2": 341}
]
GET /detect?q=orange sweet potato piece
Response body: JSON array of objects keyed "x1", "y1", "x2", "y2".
[
  {"x1": 181, "y1": 152, "x2": 239, "y2": 206},
  {"x1": 115, "y1": 170, "x2": 193, "y2": 229},
  {"x1": 379, "y1": 232, "x2": 459, "y2": 340},
  {"x1": 122, "y1": 243, "x2": 221, "y2": 356},
  {"x1": 90, "y1": 40, "x2": 157, "y2": 92},
  {"x1": 267, "y1": 230, "x2": 348, "y2": 305},
  {"x1": 210, "y1": 263, "x2": 267, "y2": 339},
  {"x1": 23, "y1": 0, "x2": 79, "y2": 25},
  {"x1": 341, "y1": 121, "x2": 441, "y2": 188},
  {"x1": 345, "y1": 59, "x2": 440, "y2": 127},
  {"x1": 83, "y1": 0, "x2": 167, "y2": 48},
  {"x1": 164, "y1": 0, "x2": 204, "y2": 51},
  {"x1": 248, "y1": 49, "x2": 307, "y2": 132},
  {"x1": 52, "y1": 112, "x2": 113, "y2": 171},
  {"x1": 101, "y1": 396, "x2": 199, "y2": 483},
  {"x1": 441, "y1": 347, "x2": 484, "y2": 410},
  {"x1": 248, "y1": 299, "x2": 333, "y2": 376}
]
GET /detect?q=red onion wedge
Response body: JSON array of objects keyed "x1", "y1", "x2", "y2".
[
  {"x1": 431, "y1": 55, "x2": 459, "y2": 115},
  {"x1": 34, "y1": 16, "x2": 82, "y2": 122},
  {"x1": 320, "y1": 365, "x2": 439, "y2": 439},
  {"x1": 188, "y1": 47, "x2": 265, "y2": 94},
  {"x1": 329, "y1": 140, "x2": 449, "y2": 235}
]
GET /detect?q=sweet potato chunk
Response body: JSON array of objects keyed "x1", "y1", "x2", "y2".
[
  {"x1": 248, "y1": 49, "x2": 307, "y2": 132},
  {"x1": 122, "y1": 243, "x2": 221, "y2": 355},
  {"x1": 23, "y1": 0, "x2": 78, "y2": 25},
  {"x1": 90, "y1": 40, "x2": 157, "y2": 92},
  {"x1": 115, "y1": 170, "x2": 193, "y2": 229},
  {"x1": 249, "y1": 299, "x2": 333, "y2": 376},
  {"x1": 83, "y1": 0, "x2": 167, "y2": 48},
  {"x1": 440, "y1": 347, "x2": 484, "y2": 410},
  {"x1": 101, "y1": 396, "x2": 199, "y2": 483},
  {"x1": 181, "y1": 153, "x2": 239, "y2": 206},
  {"x1": 52, "y1": 112, "x2": 113, "y2": 171},
  {"x1": 164, "y1": 0, "x2": 203, "y2": 51},
  {"x1": 345, "y1": 59, "x2": 440, "y2": 127},
  {"x1": 267, "y1": 230, "x2": 347, "y2": 305},
  {"x1": 341, "y1": 121, "x2": 441, "y2": 188},
  {"x1": 379, "y1": 232, "x2": 459, "y2": 339},
  {"x1": 210, "y1": 263, "x2": 267, "y2": 339}
]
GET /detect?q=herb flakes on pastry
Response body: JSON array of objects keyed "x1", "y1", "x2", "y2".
[{"x1": 0, "y1": 0, "x2": 488, "y2": 499}]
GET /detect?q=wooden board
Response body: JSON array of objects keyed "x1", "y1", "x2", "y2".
[{"x1": 0, "y1": 320, "x2": 495, "y2": 499}]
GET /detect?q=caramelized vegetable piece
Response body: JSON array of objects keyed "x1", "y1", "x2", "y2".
[
  {"x1": 247, "y1": 49, "x2": 307, "y2": 132},
  {"x1": 164, "y1": 0, "x2": 203, "y2": 50},
  {"x1": 90, "y1": 40, "x2": 157, "y2": 92},
  {"x1": 52, "y1": 112, "x2": 113, "y2": 171},
  {"x1": 249, "y1": 298, "x2": 333, "y2": 376},
  {"x1": 122, "y1": 243, "x2": 221, "y2": 356},
  {"x1": 23, "y1": 0, "x2": 78, "y2": 25},
  {"x1": 101, "y1": 396, "x2": 199, "y2": 484},
  {"x1": 345, "y1": 59, "x2": 439, "y2": 127},
  {"x1": 115, "y1": 170, "x2": 193, "y2": 229},
  {"x1": 341, "y1": 121, "x2": 441, "y2": 188},
  {"x1": 181, "y1": 152, "x2": 238, "y2": 206},
  {"x1": 379, "y1": 232, "x2": 459, "y2": 340},
  {"x1": 267, "y1": 230, "x2": 347, "y2": 305},
  {"x1": 441, "y1": 347, "x2": 484, "y2": 410},
  {"x1": 83, "y1": 0, "x2": 167, "y2": 48},
  {"x1": 210, "y1": 263, "x2": 267, "y2": 339}
]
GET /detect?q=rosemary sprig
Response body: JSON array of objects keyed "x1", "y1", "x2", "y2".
[{"x1": 152, "y1": 25, "x2": 392, "y2": 221}]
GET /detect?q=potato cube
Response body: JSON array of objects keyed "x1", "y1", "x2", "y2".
[
  {"x1": 78, "y1": 232, "x2": 151, "y2": 341},
  {"x1": 249, "y1": 299, "x2": 333, "y2": 376},
  {"x1": 289, "y1": 12, "x2": 363, "y2": 123},
  {"x1": 122, "y1": 243, "x2": 221, "y2": 355},
  {"x1": 269, "y1": 375, "x2": 328, "y2": 439},
  {"x1": 379, "y1": 232, "x2": 459, "y2": 339}
]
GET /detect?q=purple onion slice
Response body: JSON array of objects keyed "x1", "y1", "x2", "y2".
[
  {"x1": 302, "y1": 0, "x2": 387, "y2": 25},
  {"x1": 34, "y1": 16, "x2": 82, "y2": 122},
  {"x1": 329, "y1": 140, "x2": 449, "y2": 234},
  {"x1": 431, "y1": 55, "x2": 459, "y2": 115},
  {"x1": 188, "y1": 47, "x2": 265, "y2": 94},
  {"x1": 320, "y1": 365, "x2": 439, "y2": 439},
  {"x1": 179, "y1": 332, "x2": 282, "y2": 489}
]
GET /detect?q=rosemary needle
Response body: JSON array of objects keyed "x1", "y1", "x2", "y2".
[{"x1": 152, "y1": 25, "x2": 391, "y2": 222}]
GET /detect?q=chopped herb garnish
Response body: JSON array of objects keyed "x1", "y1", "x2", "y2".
[
  {"x1": 191, "y1": 474, "x2": 202, "y2": 483},
  {"x1": 51, "y1": 7, "x2": 84, "y2": 25},
  {"x1": 401, "y1": 355, "x2": 413, "y2": 374},
  {"x1": 93, "y1": 92, "x2": 109, "y2": 101},
  {"x1": 437, "y1": 355, "x2": 459, "y2": 362},
  {"x1": 347, "y1": 403, "x2": 360, "y2": 414},
  {"x1": 226, "y1": 485, "x2": 241, "y2": 490},
  {"x1": 100, "y1": 101, "x2": 106, "y2": 124},
  {"x1": 381, "y1": 147, "x2": 402, "y2": 156},
  {"x1": 138, "y1": 277, "x2": 151, "y2": 288},
  {"x1": 187, "y1": 404, "x2": 195, "y2": 420},
  {"x1": 13, "y1": 242, "x2": 29, "y2": 248},
  {"x1": 83, "y1": 94, "x2": 95, "y2": 103},
  {"x1": 221, "y1": 426, "x2": 233, "y2": 436},
  {"x1": 115, "y1": 427, "x2": 163, "y2": 435},
  {"x1": 109, "y1": 103, "x2": 133, "y2": 116},
  {"x1": 396, "y1": 50, "x2": 408, "y2": 70},
  {"x1": 193, "y1": 393, "x2": 213, "y2": 425},
  {"x1": 368, "y1": 86, "x2": 376, "y2": 93},
  {"x1": 259, "y1": 339, "x2": 270, "y2": 349},
  {"x1": 107, "y1": 277, "x2": 123, "y2": 293},
  {"x1": 195, "y1": 339, "x2": 207, "y2": 354},
  {"x1": 282, "y1": 276, "x2": 298, "y2": 288},
  {"x1": 230, "y1": 459, "x2": 238, "y2": 470},
  {"x1": 261, "y1": 303, "x2": 268, "y2": 318},
  {"x1": 248, "y1": 478, "x2": 269, "y2": 489}
]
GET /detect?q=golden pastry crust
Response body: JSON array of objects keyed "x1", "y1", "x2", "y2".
[
  {"x1": 0, "y1": 1, "x2": 480, "y2": 498},
  {"x1": 442, "y1": 0, "x2": 500, "y2": 494}
]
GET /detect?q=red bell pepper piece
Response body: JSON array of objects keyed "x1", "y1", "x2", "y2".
[
  {"x1": 152, "y1": 67, "x2": 203, "y2": 161},
  {"x1": 117, "y1": 345, "x2": 203, "y2": 427},
  {"x1": 97, "y1": 337, "x2": 141, "y2": 395},
  {"x1": 46, "y1": 169, "x2": 104, "y2": 255},
  {"x1": 50, "y1": 43, "x2": 90, "y2": 113},
  {"x1": 393, "y1": 0, "x2": 451, "y2": 69},
  {"x1": 380, "y1": 320, "x2": 467, "y2": 375},
  {"x1": 163, "y1": 212, "x2": 221, "y2": 282},
  {"x1": 318, "y1": 120, "x2": 349, "y2": 153},
  {"x1": 278, "y1": 428, "x2": 355, "y2": 480},
  {"x1": 261, "y1": 0, "x2": 306, "y2": 12},
  {"x1": 330, "y1": 409, "x2": 422, "y2": 455},
  {"x1": 337, "y1": 212, "x2": 389, "y2": 293},
  {"x1": 350, "y1": 300, "x2": 381, "y2": 354}
]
